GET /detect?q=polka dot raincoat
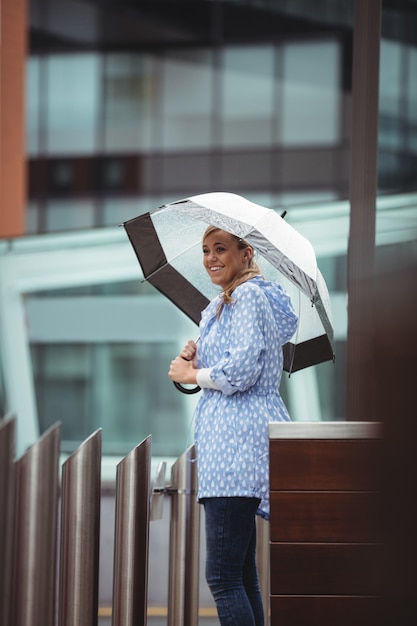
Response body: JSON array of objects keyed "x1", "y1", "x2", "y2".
[{"x1": 195, "y1": 275, "x2": 298, "y2": 520}]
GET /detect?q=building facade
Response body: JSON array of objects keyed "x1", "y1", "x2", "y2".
[{"x1": 1, "y1": 0, "x2": 416, "y2": 459}]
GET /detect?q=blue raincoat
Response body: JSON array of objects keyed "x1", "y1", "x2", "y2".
[{"x1": 195, "y1": 275, "x2": 298, "y2": 519}]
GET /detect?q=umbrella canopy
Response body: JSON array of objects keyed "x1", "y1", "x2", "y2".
[{"x1": 123, "y1": 192, "x2": 335, "y2": 373}]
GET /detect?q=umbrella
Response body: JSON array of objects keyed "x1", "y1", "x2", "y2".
[{"x1": 123, "y1": 192, "x2": 335, "y2": 378}]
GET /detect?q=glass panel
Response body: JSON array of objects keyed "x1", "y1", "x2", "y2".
[
  {"x1": 26, "y1": 58, "x2": 40, "y2": 156},
  {"x1": 32, "y1": 342, "x2": 194, "y2": 456},
  {"x1": 101, "y1": 197, "x2": 152, "y2": 227},
  {"x1": 281, "y1": 40, "x2": 340, "y2": 146},
  {"x1": 45, "y1": 200, "x2": 96, "y2": 231},
  {"x1": 46, "y1": 54, "x2": 100, "y2": 155},
  {"x1": 379, "y1": 39, "x2": 402, "y2": 150},
  {"x1": 317, "y1": 341, "x2": 346, "y2": 421},
  {"x1": 407, "y1": 45, "x2": 417, "y2": 152},
  {"x1": 222, "y1": 45, "x2": 275, "y2": 148},
  {"x1": 380, "y1": 40, "x2": 402, "y2": 117},
  {"x1": 0, "y1": 361, "x2": 6, "y2": 418},
  {"x1": 26, "y1": 201, "x2": 40, "y2": 235},
  {"x1": 103, "y1": 53, "x2": 155, "y2": 153},
  {"x1": 277, "y1": 190, "x2": 338, "y2": 206},
  {"x1": 160, "y1": 50, "x2": 214, "y2": 150}
]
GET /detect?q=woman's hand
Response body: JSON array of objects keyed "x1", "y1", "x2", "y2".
[
  {"x1": 179, "y1": 339, "x2": 198, "y2": 365},
  {"x1": 168, "y1": 356, "x2": 198, "y2": 385}
]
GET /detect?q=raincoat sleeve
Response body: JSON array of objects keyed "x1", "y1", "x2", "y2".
[
  {"x1": 208, "y1": 284, "x2": 269, "y2": 396},
  {"x1": 269, "y1": 285, "x2": 298, "y2": 345},
  {"x1": 196, "y1": 368, "x2": 220, "y2": 389}
]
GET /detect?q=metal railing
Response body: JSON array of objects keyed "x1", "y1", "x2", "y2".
[
  {"x1": 0, "y1": 415, "x2": 16, "y2": 626},
  {"x1": 12, "y1": 422, "x2": 61, "y2": 626},
  {"x1": 0, "y1": 415, "x2": 270, "y2": 625},
  {"x1": 59, "y1": 429, "x2": 102, "y2": 626},
  {"x1": 112, "y1": 436, "x2": 152, "y2": 626},
  {"x1": 167, "y1": 444, "x2": 200, "y2": 626}
]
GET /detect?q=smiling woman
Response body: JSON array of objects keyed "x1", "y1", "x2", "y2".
[{"x1": 168, "y1": 224, "x2": 299, "y2": 626}]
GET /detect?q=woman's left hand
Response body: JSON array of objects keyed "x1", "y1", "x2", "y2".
[{"x1": 168, "y1": 357, "x2": 198, "y2": 385}]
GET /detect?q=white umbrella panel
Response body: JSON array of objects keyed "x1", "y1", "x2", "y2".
[{"x1": 123, "y1": 192, "x2": 335, "y2": 374}]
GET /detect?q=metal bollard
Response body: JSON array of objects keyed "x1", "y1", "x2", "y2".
[
  {"x1": 150, "y1": 459, "x2": 167, "y2": 521},
  {"x1": 256, "y1": 515, "x2": 271, "y2": 624},
  {"x1": 167, "y1": 445, "x2": 200, "y2": 626},
  {"x1": 0, "y1": 415, "x2": 16, "y2": 626},
  {"x1": 112, "y1": 435, "x2": 152, "y2": 626},
  {"x1": 11, "y1": 422, "x2": 61, "y2": 626},
  {"x1": 58, "y1": 429, "x2": 102, "y2": 626}
]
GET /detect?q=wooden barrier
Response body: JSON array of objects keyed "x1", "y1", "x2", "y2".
[{"x1": 269, "y1": 421, "x2": 383, "y2": 626}]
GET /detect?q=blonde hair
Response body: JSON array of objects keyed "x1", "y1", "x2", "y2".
[{"x1": 203, "y1": 226, "x2": 261, "y2": 317}]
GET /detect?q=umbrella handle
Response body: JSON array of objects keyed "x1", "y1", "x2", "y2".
[
  {"x1": 173, "y1": 381, "x2": 201, "y2": 394},
  {"x1": 173, "y1": 342, "x2": 202, "y2": 394}
]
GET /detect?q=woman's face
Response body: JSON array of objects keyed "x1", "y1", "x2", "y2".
[{"x1": 202, "y1": 229, "x2": 252, "y2": 289}]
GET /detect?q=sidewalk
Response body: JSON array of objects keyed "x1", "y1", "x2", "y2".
[
  {"x1": 99, "y1": 617, "x2": 219, "y2": 626},
  {"x1": 98, "y1": 608, "x2": 220, "y2": 625}
]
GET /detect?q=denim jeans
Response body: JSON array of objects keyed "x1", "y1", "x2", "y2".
[{"x1": 201, "y1": 497, "x2": 264, "y2": 626}]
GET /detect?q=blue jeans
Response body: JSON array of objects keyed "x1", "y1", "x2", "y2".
[{"x1": 202, "y1": 497, "x2": 264, "y2": 626}]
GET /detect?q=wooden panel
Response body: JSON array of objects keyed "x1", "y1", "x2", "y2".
[
  {"x1": 269, "y1": 424, "x2": 385, "y2": 625},
  {"x1": 270, "y1": 596, "x2": 382, "y2": 626},
  {"x1": 270, "y1": 543, "x2": 383, "y2": 596},
  {"x1": 270, "y1": 492, "x2": 382, "y2": 543},
  {"x1": 269, "y1": 439, "x2": 382, "y2": 491}
]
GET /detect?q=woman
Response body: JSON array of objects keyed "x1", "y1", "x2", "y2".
[{"x1": 168, "y1": 226, "x2": 298, "y2": 626}]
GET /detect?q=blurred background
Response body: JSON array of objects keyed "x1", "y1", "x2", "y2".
[{"x1": 0, "y1": 0, "x2": 416, "y2": 622}]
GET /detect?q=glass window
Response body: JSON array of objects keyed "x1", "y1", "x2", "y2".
[
  {"x1": 103, "y1": 53, "x2": 155, "y2": 153},
  {"x1": 46, "y1": 54, "x2": 100, "y2": 155},
  {"x1": 316, "y1": 341, "x2": 346, "y2": 421},
  {"x1": 160, "y1": 50, "x2": 214, "y2": 151},
  {"x1": 379, "y1": 40, "x2": 403, "y2": 150},
  {"x1": 281, "y1": 40, "x2": 341, "y2": 146},
  {"x1": 31, "y1": 342, "x2": 194, "y2": 457},
  {"x1": 407, "y1": 45, "x2": 417, "y2": 153},
  {"x1": 45, "y1": 200, "x2": 96, "y2": 231},
  {"x1": 102, "y1": 197, "x2": 152, "y2": 228},
  {"x1": 26, "y1": 201, "x2": 40, "y2": 234},
  {"x1": 221, "y1": 45, "x2": 275, "y2": 148},
  {"x1": 26, "y1": 58, "x2": 40, "y2": 156},
  {"x1": 380, "y1": 40, "x2": 402, "y2": 117},
  {"x1": 0, "y1": 363, "x2": 6, "y2": 418},
  {"x1": 277, "y1": 190, "x2": 338, "y2": 206}
]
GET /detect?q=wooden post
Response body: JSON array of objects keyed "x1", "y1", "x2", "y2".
[{"x1": 347, "y1": 0, "x2": 382, "y2": 421}]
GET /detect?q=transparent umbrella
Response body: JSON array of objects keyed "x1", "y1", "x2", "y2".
[{"x1": 123, "y1": 192, "x2": 335, "y2": 380}]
